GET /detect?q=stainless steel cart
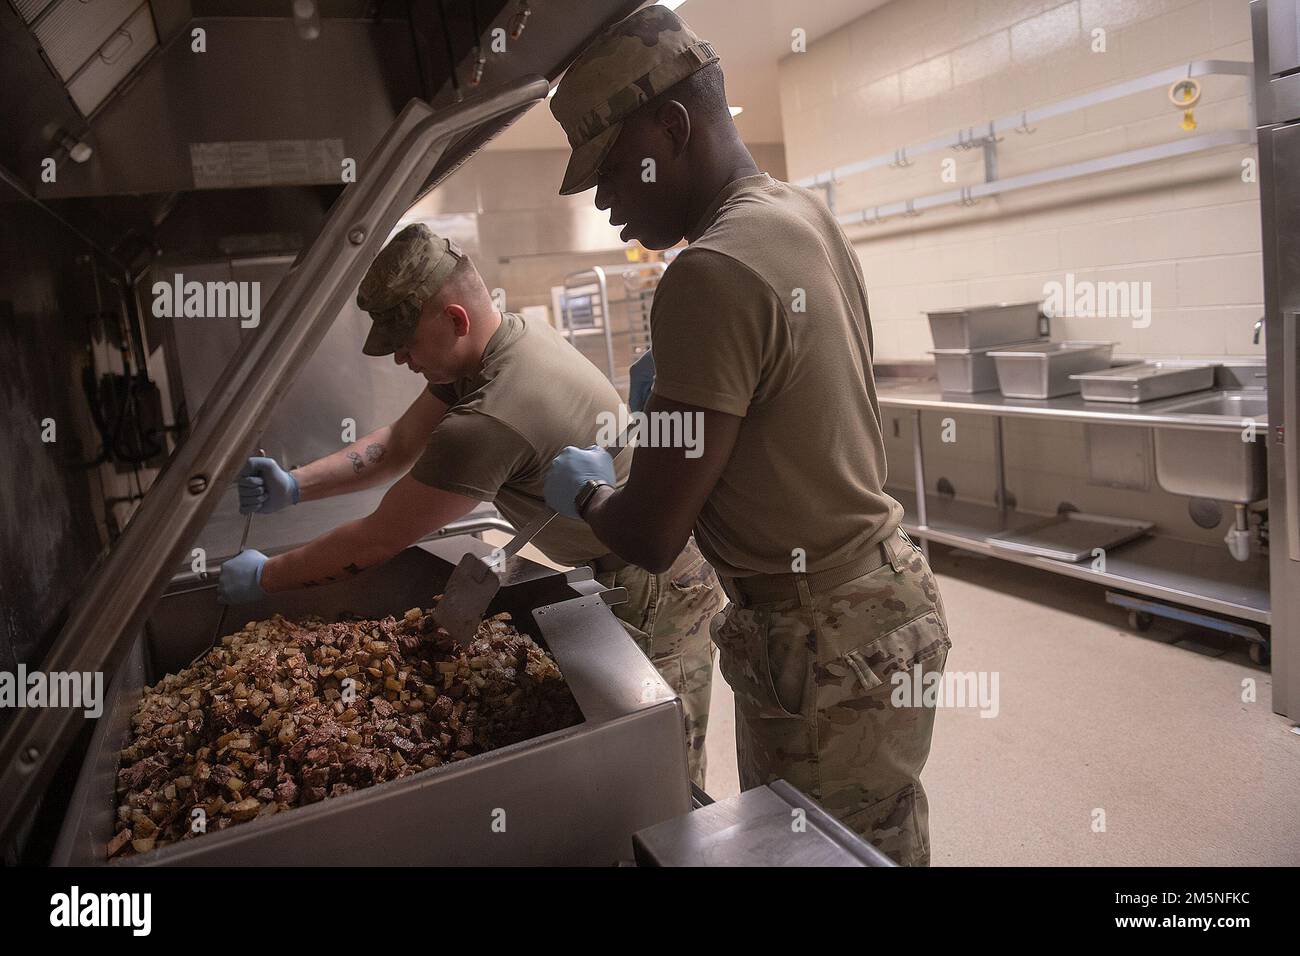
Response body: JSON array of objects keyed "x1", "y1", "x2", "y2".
[{"x1": 558, "y1": 261, "x2": 666, "y2": 395}]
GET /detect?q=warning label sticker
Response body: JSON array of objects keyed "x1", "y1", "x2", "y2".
[{"x1": 190, "y1": 139, "x2": 345, "y2": 188}]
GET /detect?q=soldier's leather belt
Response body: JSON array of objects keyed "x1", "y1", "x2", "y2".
[{"x1": 717, "y1": 529, "x2": 914, "y2": 607}]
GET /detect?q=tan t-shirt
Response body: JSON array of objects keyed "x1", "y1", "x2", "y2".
[
  {"x1": 410, "y1": 311, "x2": 630, "y2": 567},
  {"x1": 650, "y1": 173, "x2": 902, "y2": 578}
]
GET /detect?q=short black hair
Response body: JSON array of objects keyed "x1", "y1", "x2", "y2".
[{"x1": 638, "y1": 62, "x2": 730, "y2": 123}]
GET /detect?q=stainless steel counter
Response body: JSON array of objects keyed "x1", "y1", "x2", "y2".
[
  {"x1": 875, "y1": 380, "x2": 1268, "y2": 432},
  {"x1": 873, "y1": 369, "x2": 1271, "y2": 628},
  {"x1": 888, "y1": 489, "x2": 1270, "y2": 624}
]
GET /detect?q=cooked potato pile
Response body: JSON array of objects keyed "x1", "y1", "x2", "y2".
[{"x1": 111, "y1": 606, "x2": 581, "y2": 858}]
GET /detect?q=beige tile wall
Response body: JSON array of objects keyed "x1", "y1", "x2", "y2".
[
  {"x1": 779, "y1": 0, "x2": 1262, "y2": 362},
  {"x1": 780, "y1": 0, "x2": 1264, "y2": 546}
]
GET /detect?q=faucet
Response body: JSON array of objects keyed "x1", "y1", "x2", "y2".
[{"x1": 1254, "y1": 316, "x2": 1265, "y2": 345}]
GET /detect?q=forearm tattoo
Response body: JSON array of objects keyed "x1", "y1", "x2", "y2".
[{"x1": 346, "y1": 443, "x2": 384, "y2": 474}]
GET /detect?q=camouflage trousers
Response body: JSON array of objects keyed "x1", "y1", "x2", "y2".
[
  {"x1": 712, "y1": 529, "x2": 950, "y2": 866},
  {"x1": 595, "y1": 539, "x2": 723, "y2": 789}
]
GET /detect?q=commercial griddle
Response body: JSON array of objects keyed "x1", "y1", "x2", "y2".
[{"x1": 52, "y1": 536, "x2": 690, "y2": 866}]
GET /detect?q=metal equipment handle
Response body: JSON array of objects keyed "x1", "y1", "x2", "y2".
[
  {"x1": 1286, "y1": 310, "x2": 1298, "y2": 561},
  {"x1": 202, "y1": 448, "x2": 264, "y2": 662}
]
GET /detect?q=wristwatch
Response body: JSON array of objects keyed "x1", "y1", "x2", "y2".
[{"x1": 574, "y1": 479, "x2": 611, "y2": 518}]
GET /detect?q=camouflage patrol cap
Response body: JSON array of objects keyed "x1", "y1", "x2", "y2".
[
  {"x1": 549, "y1": 5, "x2": 718, "y2": 196},
  {"x1": 356, "y1": 223, "x2": 464, "y2": 356}
]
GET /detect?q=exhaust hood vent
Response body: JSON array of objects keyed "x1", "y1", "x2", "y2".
[
  {"x1": 66, "y1": 4, "x2": 158, "y2": 115},
  {"x1": 33, "y1": 0, "x2": 142, "y2": 80},
  {"x1": 14, "y1": 0, "x2": 55, "y2": 24},
  {"x1": 29, "y1": 0, "x2": 159, "y2": 116}
]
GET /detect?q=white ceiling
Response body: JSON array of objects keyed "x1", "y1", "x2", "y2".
[{"x1": 486, "y1": 0, "x2": 893, "y2": 149}]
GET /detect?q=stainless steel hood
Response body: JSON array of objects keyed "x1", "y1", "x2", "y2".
[{"x1": 1, "y1": 1, "x2": 641, "y2": 266}]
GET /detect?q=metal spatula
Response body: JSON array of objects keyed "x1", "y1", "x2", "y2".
[{"x1": 435, "y1": 428, "x2": 634, "y2": 646}]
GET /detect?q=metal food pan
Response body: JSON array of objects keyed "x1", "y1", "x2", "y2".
[
  {"x1": 51, "y1": 536, "x2": 691, "y2": 866},
  {"x1": 926, "y1": 301, "x2": 1045, "y2": 350},
  {"x1": 986, "y1": 512, "x2": 1154, "y2": 562},
  {"x1": 930, "y1": 338, "x2": 1047, "y2": 393},
  {"x1": 1070, "y1": 361, "x2": 1217, "y2": 403},
  {"x1": 989, "y1": 340, "x2": 1116, "y2": 399}
]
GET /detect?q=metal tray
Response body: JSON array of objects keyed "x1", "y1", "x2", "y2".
[
  {"x1": 1070, "y1": 361, "x2": 1217, "y2": 403},
  {"x1": 633, "y1": 780, "x2": 895, "y2": 867},
  {"x1": 988, "y1": 340, "x2": 1116, "y2": 399},
  {"x1": 986, "y1": 511, "x2": 1154, "y2": 562},
  {"x1": 926, "y1": 301, "x2": 1044, "y2": 350},
  {"x1": 929, "y1": 338, "x2": 1047, "y2": 393}
]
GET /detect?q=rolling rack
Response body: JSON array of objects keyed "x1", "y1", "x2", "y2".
[{"x1": 558, "y1": 261, "x2": 668, "y2": 395}]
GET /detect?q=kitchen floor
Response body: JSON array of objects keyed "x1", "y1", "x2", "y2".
[
  {"x1": 706, "y1": 547, "x2": 1300, "y2": 867},
  {"x1": 492, "y1": 533, "x2": 1300, "y2": 866}
]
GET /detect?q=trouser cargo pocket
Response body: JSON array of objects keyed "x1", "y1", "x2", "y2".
[
  {"x1": 842, "y1": 610, "x2": 950, "y2": 693},
  {"x1": 711, "y1": 602, "x2": 809, "y2": 719}
]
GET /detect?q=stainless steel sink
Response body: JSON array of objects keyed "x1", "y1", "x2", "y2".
[{"x1": 1153, "y1": 390, "x2": 1268, "y2": 503}]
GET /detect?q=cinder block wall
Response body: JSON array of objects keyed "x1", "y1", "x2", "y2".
[
  {"x1": 779, "y1": 0, "x2": 1263, "y2": 547},
  {"x1": 779, "y1": 0, "x2": 1261, "y2": 360}
]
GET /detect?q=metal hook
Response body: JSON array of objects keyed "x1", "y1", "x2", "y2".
[
  {"x1": 1014, "y1": 110, "x2": 1036, "y2": 135},
  {"x1": 959, "y1": 186, "x2": 978, "y2": 207}
]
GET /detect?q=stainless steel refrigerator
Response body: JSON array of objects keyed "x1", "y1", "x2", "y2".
[{"x1": 1252, "y1": 0, "x2": 1300, "y2": 722}]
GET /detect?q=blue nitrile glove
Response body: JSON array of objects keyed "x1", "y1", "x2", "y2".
[
  {"x1": 629, "y1": 350, "x2": 656, "y2": 414},
  {"x1": 238, "y1": 456, "x2": 299, "y2": 514},
  {"x1": 217, "y1": 550, "x2": 269, "y2": 605},
  {"x1": 544, "y1": 445, "x2": 617, "y2": 519}
]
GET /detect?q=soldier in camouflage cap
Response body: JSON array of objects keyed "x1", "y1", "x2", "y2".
[
  {"x1": 550, "y1": 4, "x2": 718, "y2": 196},
  {"x1": 545, "y1": 6, "x2": 951, "y2": 864},
  {"x1": 356, "y1": 223, "x2": 465, "y2": 356}
]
